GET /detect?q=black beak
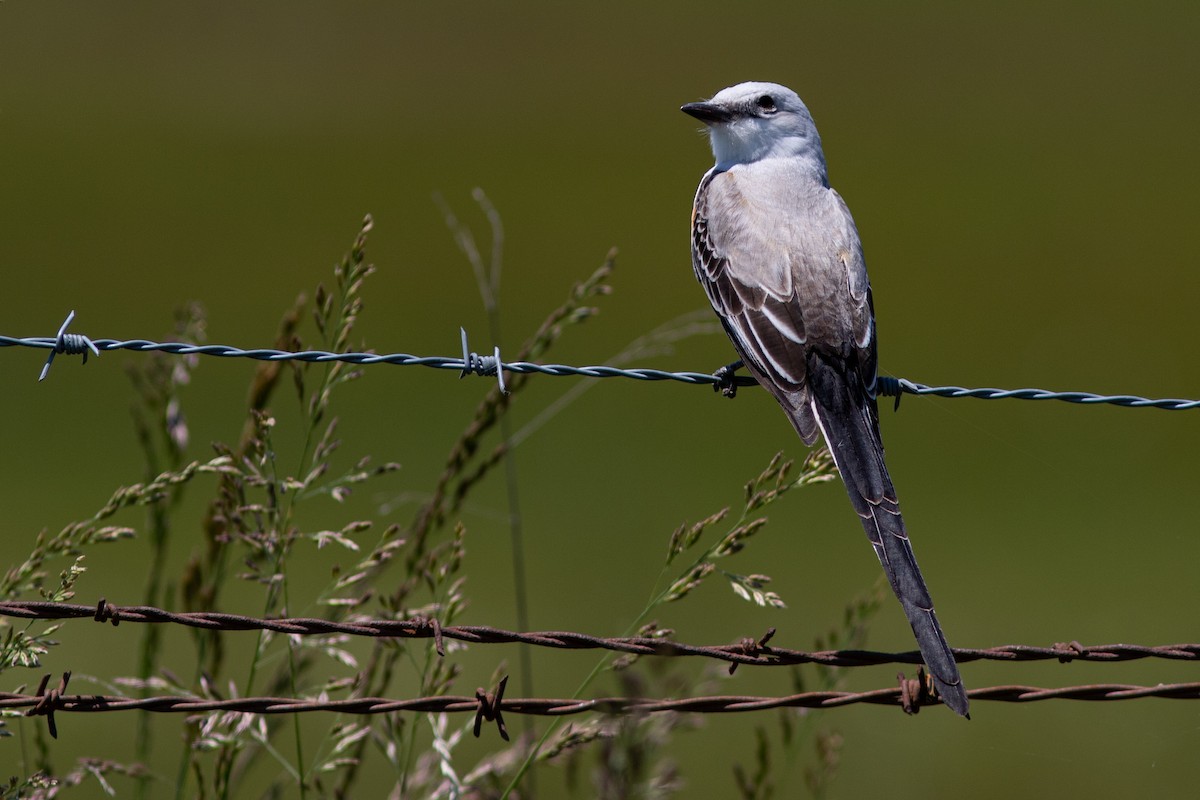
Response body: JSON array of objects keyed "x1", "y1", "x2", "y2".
[{"x1": 681, "y1": 101, "x2": 734, "y2": 124}]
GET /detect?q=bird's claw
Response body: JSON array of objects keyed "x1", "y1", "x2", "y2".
[{"x1": 712, "y1": 360, "x2": 744, "y2": 399}]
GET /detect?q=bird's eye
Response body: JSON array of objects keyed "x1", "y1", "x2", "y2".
[{"x1": 756, "y1": 94, "x2": 777, "y2": 113}]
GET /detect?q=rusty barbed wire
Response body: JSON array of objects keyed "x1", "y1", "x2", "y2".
[
  {"x1": 2, "y1": 599, "x2": 1198, "y2": 670},
  {"x1": 5, "y1": 311, "x2": 1198, "y2": 409},
  {"x1": 8, "y1": 675, "x2": 1200, "y2": 741}
]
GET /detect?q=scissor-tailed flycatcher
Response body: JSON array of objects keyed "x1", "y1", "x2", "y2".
[{"x1": 683, "y1": 81, "x2": 968, "y2": 717}]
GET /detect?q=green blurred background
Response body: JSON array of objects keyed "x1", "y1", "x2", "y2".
[{"x1": 2, "y1": 1, "x2": 1199, "y2": 796}]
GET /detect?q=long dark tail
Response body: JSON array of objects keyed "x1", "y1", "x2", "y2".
[{"x1": 804, "y1": 350, "x2": 969, "y2": 717}]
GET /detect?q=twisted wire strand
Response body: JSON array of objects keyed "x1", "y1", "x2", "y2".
[
  {"x1": 875, "y1": 377, "x2": 1200, "y2": 411},
  {"x1": 3, "y1": 330, "x2": 1197, "y2": 410},
  {"x1": 4, "y1": 600, "x2": 1198, "y2": 669},
  {"x1": 6, "y1": 682, "x2": 1199, "y2": 719}
]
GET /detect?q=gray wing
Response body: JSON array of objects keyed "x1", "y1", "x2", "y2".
[
  {"x1": 690, "y1": 166, "x2": 877, "y2": 442},
  {"x1": 689, "y1": 165, "x2": 970, "y2": 716}
]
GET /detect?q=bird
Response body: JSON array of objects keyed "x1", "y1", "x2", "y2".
[{"x1": 682, "y1": 81, "x2": 969, "y2": 717}]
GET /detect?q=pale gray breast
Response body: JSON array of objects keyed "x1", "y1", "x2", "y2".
[{"x1": 704, "y1": 160, "x2": 872, "y2": 355}]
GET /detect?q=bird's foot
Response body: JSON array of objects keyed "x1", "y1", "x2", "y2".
[{"x1": 712, "y1": 359, "x2": 744, "y2": 398}]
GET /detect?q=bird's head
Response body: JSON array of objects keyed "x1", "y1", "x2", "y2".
[{"x1": 681, "y1": 81, "x2": 825, "y2": 171}]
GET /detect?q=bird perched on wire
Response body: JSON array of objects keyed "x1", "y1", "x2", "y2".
[{"x1": 682, "y1": 81, "x2": 969, "y2": 717}]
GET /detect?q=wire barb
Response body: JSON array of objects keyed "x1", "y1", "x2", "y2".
[
  {"x1": 1053, "y1": 640, "x2": 1087, "y2": 662},
  {"x1": 37, "y1": 311, "x2": 100, "y2": 382},
  {"x1": 94, "y1": 597, "x2": 121, "y2": 626},
  {"x1": 459, "y1": 328, "x2": 507, "y2": 394},
  {"x1": 417, "y1": 615, "x2": 445, "y2": 657},
  {"x1": 729, "y1": 628, "x2": 776, "y2": 675},
  {"x1": 896, "y1": 668, "x2": 944, "y2": 716},
  {"x1": 26, "y1": 671, "x2": 72, "y2": 739},
  {"x1": 874, "y1": 375, "x2": 905, "y2": 411},
  {"x1": 474, "y1": 676, "x2": 510, "y2": 741}
]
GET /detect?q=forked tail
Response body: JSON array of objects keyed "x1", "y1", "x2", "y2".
[{"x1": 804, "y1": 350, "x2": 969, "y2": 717}]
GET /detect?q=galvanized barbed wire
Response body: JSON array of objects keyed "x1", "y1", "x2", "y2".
[
  {"x1": 35, "y1": 310, "x2": 99, "y2": 382},
  {"x1": 3, "y1": 599, "x2": 1199, "y2": 670},
  {"x1": 7, "y1": 312, "x2": 1197, "y2": 409},
  {"x1": 7, "y1": 325, "x2": 755, "y2": 388},
  {"x1": 8, "y1": 675, "x2": 1200, "y2": 741},
  {"x1": 872, "y1": 376, "x2": 1200, "y2": 410}
]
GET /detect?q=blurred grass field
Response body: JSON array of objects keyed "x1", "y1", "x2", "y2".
[{"x1": 2, "y1": 2, "x2": 1198, "y2": 797}]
